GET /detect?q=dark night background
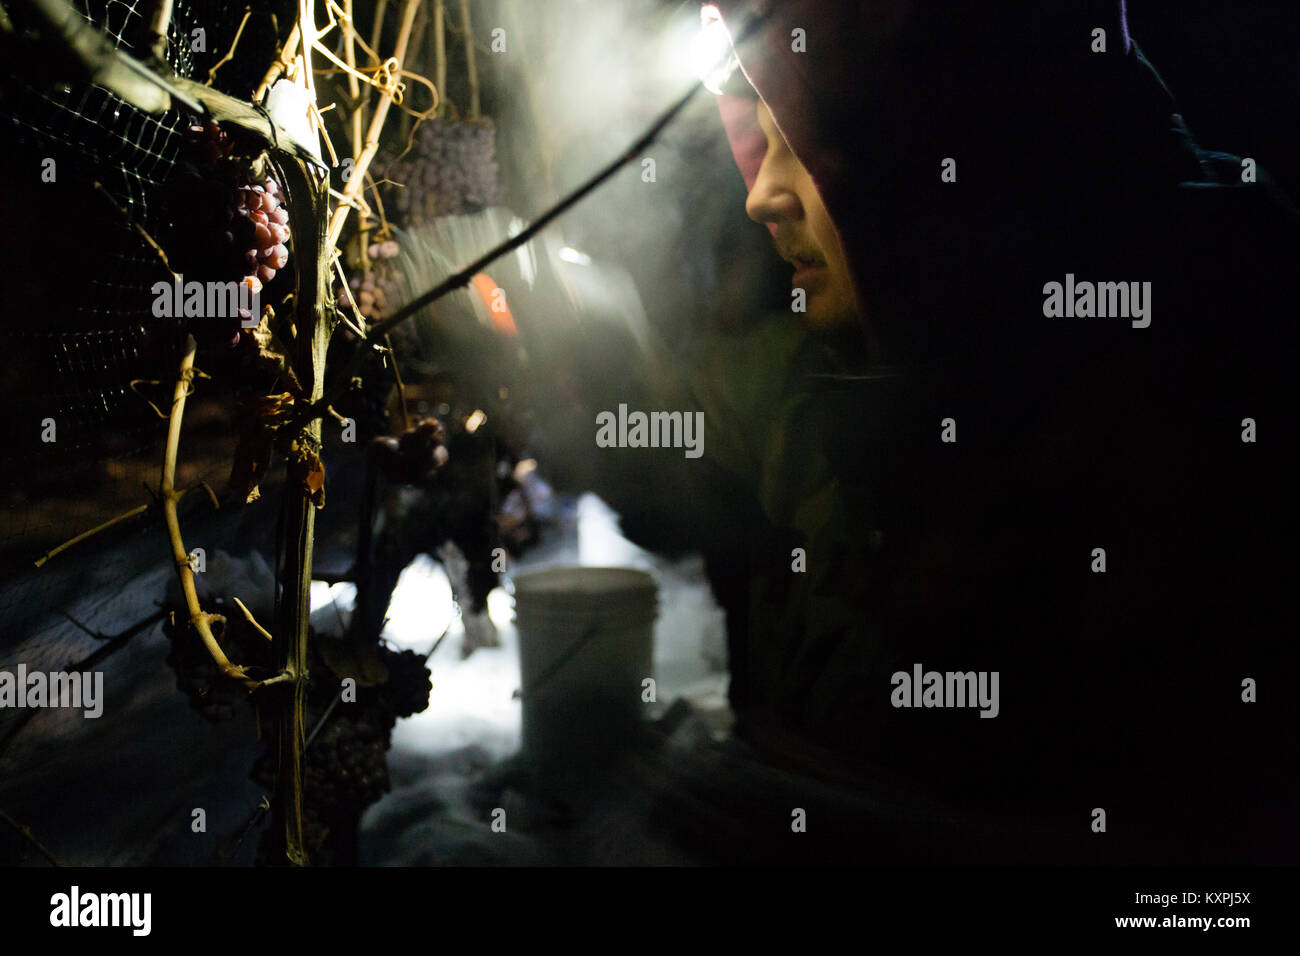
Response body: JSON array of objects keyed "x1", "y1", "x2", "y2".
[{"x1": 1127, "y1": 0, "x2": 1300, "y2": 199}]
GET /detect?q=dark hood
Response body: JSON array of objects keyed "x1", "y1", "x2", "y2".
[{"x1": 708, "y1": 1, "x2": 1224, "y2": 371}]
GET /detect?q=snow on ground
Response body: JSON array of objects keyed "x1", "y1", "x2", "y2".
[
  {"x1": 306, "y1": 492, "x2": 730, "y2": 864},
  {"x1": 311, "y1": 493, "x2": 727, "y2": 765}
]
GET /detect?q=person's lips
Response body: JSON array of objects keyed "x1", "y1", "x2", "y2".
[
  {"x1": 790, "y1": 255, "x2": 826, "y2": 286},
  {"x1": 775, "y1": 240, "x2": 826, "y2": 286}
]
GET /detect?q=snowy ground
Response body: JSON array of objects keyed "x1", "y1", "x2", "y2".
[{"x1": 307, "y1": 492, "x2": 732, "y2": 865}]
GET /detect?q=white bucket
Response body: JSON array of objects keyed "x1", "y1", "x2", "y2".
[{"x1": 512, "y1": 566, "x2": 658, "y2": 769}]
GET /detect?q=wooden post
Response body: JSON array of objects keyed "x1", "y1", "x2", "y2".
[
  {"x1": 270, "y1": 468, "x2": 312, "y2": 866},
  {"x1": 269, "y1": 148, "x2": 335, "y2": 866}
]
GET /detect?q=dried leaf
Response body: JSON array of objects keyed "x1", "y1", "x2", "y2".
[
  {"x1": 229, "y1": 393, "x2": 295, "y2": 504},
  {"x1": 315, "y1": 634, "x2": 390, "y2": 687},
  {"x1": 229, "y1": 426, "x2": 274, "y2": 504},
  {"x1": 288, "y1": 439, "x2": 326, "y2": 509},
  {"x1": 250, "y1": 309, "x2": 303, "y2": 397}
]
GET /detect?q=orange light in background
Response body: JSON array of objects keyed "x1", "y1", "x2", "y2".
[{"x1": 470, "y1": 272, "x2": 517, "y2": 337}]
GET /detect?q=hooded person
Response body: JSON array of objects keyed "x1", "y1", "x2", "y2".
[
  {"x1": 559, "y1": 1, "x2": 1299, "y2": 863},
  {"x1": 692, "y1": 0, "x2": 1300, "y2": 862}
]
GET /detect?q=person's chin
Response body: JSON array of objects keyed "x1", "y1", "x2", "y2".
[{"x1": 799, "y1": 299, "x2": 857, "y2": 331}]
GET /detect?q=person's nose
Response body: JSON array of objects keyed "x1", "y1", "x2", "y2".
[{"x1": 745, "y1": 150, "x2": 802, "y2": 237}]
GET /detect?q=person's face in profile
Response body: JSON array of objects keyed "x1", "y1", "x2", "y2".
[{"x1": 746, "y1": 99, "x2": 859, "y2": 330}]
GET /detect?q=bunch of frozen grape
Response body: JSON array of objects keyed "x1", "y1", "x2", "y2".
[
  {"x1": 377, "y1": 648, "x2": 434, "y2": 719},
  {"x1": 174, "y1": 123, "x2": 293, "y2": 345},
  {"x1": 251, "y1": 639, "x2": 431, "y2": 863},
  {"x1": 306, "y1": 710, "x2": 391, "y2": 820},
  {"x1": 368, "y1": 239, "x2": 399, "y2": 262},
  {"x1": 386, "y1": 117, "x2": 505, "y2": 228},
  {"x1": 231, "y1": 178, "x2": 291, "y2": 295},
  {"x1": 348, "y1": 273, "x2": 387, "y2": 322},
  {"x1": 373, "y1": 417, "x2": 450, "y2": 485},
  {"x1": 253, "y1": 708, "x2": 390, "y2": 865},
  {"x1": 161, "y1": 603, "x2": 265, "y2": 723},
  {"x1": 347, "y1": 267, "x2": 403, "y2": 323}
]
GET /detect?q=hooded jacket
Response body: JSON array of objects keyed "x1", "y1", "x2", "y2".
[{"x1": 669, "y1": 0, "x2": 1300, "y2": 862}]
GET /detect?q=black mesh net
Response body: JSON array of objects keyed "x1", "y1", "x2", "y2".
[{"x1": 0, "y1": 0, "x2": 295, "y2": 603}]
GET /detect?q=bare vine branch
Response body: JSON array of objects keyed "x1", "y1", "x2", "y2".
[{"x1": 161, "y1": 336, "x2": 280, "y2": 691}]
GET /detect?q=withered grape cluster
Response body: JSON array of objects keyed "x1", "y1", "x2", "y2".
[
  {"x1": 161, "y1": 603, "x2": 266, "y2": 723},
  {"x1": 254, "y1": 643, "x2": 432, "y2": 864},
  {"x1": 387, "y1": 117, "x2": 505, "y2": 227}
]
